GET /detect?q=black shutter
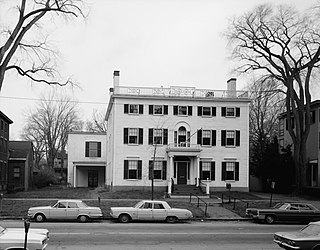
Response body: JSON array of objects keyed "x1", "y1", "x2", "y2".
[
  {"x1": 236, "y1": 107, "x2": 240, "y2": 117},
  {"x1": 164, "y1": 105, "x2": 168, "y2": 115},
  {"x1": 211, "y1": 162, "x2": 215, "y2": 180},
  {"x1": 149, "y1": 105, "x2": 153, "y2": 115},
  {"x1": 85, "y1": 142, "x2": 89, "y2": 157},
  {"x1": 212, "y1": 107, "x2": 216, "y2": 116},
  {"x1": 148, "y1": 128, "x2": 153, "y2": 145},
  {"x1": 221, "y1": 130, "x2": 226, "y2": 146},
  {"x1": 221, "y1": 107, "x2": 226, "y2": 117},
  {"x1": 138, "y1": 128, "x2": 143, "y2": 144},
  {"x1": 124, "y1": 128, "x2": 128, "y2": 144},
  {"x1": 162, "y1": 161, "x2": 167, "y2": 180},
  {"x1": 173, "y1": 106, "x2": 178, "y2": 115},
  {"x1": 124, "y1": 160, "x2": 128, "y2": 179},
  {"x1": 198, "y1": 106, "x2": 202, "y2": 116},
  {"x1": 222, "y1": 162, "x2": 226, "y2": 181},
  {"x1": 149, "y1": 160, "x2": 152, "y2": 180},
  {"x1": 138, "y1": 160, "x2": 142, "y2": 179},
  {"x1": 124, "y1": 104, "x2": 129, "y2": 114},
  {"x1": 197, "y1": 130, "x2": 202, "y2": 145},
  {"x1": 236, "y1": 130, "x2": 240, "y2": 146},
  {"x1": 211, "y1": 130, "x2": 216, "y2": 146},
  {"x1": 235, "y1": 162, "x2": 239, "y2": 181},
  {"x1": 200, "y1": 161, "x2": 203, "y2": 180},
  {"x1": 163, "y1": 129, "x2": 168, "y2": 145},
  {"x1": 188, "y1": 106, "x2": 193, "y2": 116},
  {"x1": 139, "y1": 105, "x2": 143, "y2": 114},
  {"x1": 97, "y1": 142, "x2": 101, "y2": 157}
]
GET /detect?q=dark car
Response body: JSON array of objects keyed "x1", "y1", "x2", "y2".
[
  {"x1": 274, "y1": 221, "x2": 320, "y2": 250},
  {"x1": 246, "y1": 202, "x2": 320, "y2": 224}
]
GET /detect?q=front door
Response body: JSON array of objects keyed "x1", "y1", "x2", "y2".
[
  {"x1": 88, "y1": 170, "x2": 98, "y2": 187},
  {"x1": 177, "y1": 162, "x2": 188, "y2": 184}
]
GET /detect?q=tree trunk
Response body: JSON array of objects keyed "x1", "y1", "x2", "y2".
[{"x1": 293, "y1": 138, "x2": 307, "y2": 194}]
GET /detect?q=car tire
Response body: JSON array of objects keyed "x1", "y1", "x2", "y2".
[
  {"x1": 265, "y1": 215, "x2": 275, "y2": 224},
  {"x1": 166, "y1": 216, "x2": 178, "y2": 223},
  {"x1": 119, "y1": 214, "x2": 130, "y2": 223},
  {"x1": 34, "y1": 213, "x2": 46, "y2": 222},
  {"x1": 78, "y1": 215, "x2": 88, "y2": 223}
]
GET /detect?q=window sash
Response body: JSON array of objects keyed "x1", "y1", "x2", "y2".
[
  {"x1": 153, "y1": 129, "x2": 163, "y2": 144},
  {"x1": 129, "y1": 104, "x2": 139, "y2": 114},
  {"x1": 226, "y1": 130, "x2": 235, "y2": 146},
  {"x1": 154, "y1": 105, "x2": 163, "y2": 115},
  {"x1": 178, "y1": 106, "x2": 187, "y2": 115},
  {"x1": 202, "y1": 107, "x2": 211, "y2": 116},
  {"x1": 226, "y1": 107, "x2": 235, "y2": 117},
  {"x1": 88, "y1": 142, "x2": 99, "y2": 157},
  {"x1": 226, "y1": 162, "x2": 235, "y2": 180},
  {"x1": 128, "y1": 128, "x2": 138, "y2": 144}
]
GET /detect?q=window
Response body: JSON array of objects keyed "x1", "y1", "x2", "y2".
[
  {"x1": 279, "y1": 119, "x2": 284, "y2": 136},
  {"x1": 124, "y1": 104, "x2": 143, "y2": 114},
  {"x1": 85, "y1": 142, "x2": 101, "y2": 157},
  {"x1": 148, "y1": 128, "x2": 168, "y2": 145},
  {"x1": 221, "y1": 107, "x2": 240, "y2": 117},
  {"x1": 0, "y1": 120, "x2": 3, "y2": 130},
  {"x1": 4, "y1": 122, "x2": 7, "y2": 132},
  {"x1": 124, "y1": 160, "x2": 142, "y2": 179},
  {"x1": 221, "y1": 130, "x2": 240, "y2": 147},
  {"x1": 68, "y1": 202, "x2": 79, "y2": 208},
  {"x1": 285, "y1": 117, "x2": 295, "y2": 130},
  {"x1": 13, "y1": 167, "x2": 20, "y2": 178},
  {"x1": 149, "y1": 105, "x2": 168, "y2": 115},
  {"x1": 200, "y1": 162, "x2": 215, "y2": 180},
  {"x1": 149, "y1": 160, "x2": 167, "y2": 180},
  {"x1": 154, "y1": 203, "x2": 165, "y2": 209},
  {"x1": 143, "y1": 202, "x2": 152, "y2": 209},
  {"x1": 197, "y1": 129, "x2": 216, "y2": 146},
  {"x1": 124, "y1": 128, "x2": 143, "y2": 145},
  {"x1": 222, "y1": 162, "x2": 239, "y2": 181},
  {"x1": 198, "y1": 106, "x2": 216, "y2": 117},
  {"x1": 173, "y1": 106, "x2": 192, "y2": 116}
]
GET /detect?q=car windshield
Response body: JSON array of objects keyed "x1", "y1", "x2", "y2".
[
  {"x1": 78, "y1": 201, "x2": 88, "y2": 208},
  {"x1": 301, "y1": 224, "x2": 320, "y2": 235},
  {"x1": 134, "y1": 201, "x2": 144, "y2": 208}
]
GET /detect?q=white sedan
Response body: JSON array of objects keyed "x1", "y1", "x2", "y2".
[
  {"x1": 28, "y1": 199, "x2": 103, "y2": 222},
  {"x1": 110, "y1": 200, "x2": 193, "y2": 223},
  {"x1": 0, "y1": 223, "x2": 49, "y2": 250}
]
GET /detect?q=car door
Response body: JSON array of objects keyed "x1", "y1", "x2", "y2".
[
  {"x1": 50, "y1": 201, "x2": 68, "y2": 220},
  {"x1": 66, "y1": 201, "x2": 80, "y2": 220},
  {"x1": 137, "y1": 202, "x2": 153, "y2": 220},
  {"x1": 298, "y1": 204, "x2": 316, "y2": 222},
  {"x1": 152, "y1": 202, "x2": 167, "y2": 221}
]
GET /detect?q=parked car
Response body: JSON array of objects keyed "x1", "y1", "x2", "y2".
[
  {"x1": 28, "y1": 199, "x2": 103, "y2": 222},
  {"x1": 110, "y1": 200, "x2": 193, "y2": 223},
  {"x1": 246, "y1": 202, "x2": 320, "y2": 224},
  {"x1": 274, "y1": 221, "x2": 320, "y2": 250},
  {"x1": 0, "y1": 223, "x2": 49, "y2": 250}
]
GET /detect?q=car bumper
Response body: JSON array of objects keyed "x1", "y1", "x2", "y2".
[{"x1": 273, "y1": 239, "x2": 301, "y2": 250}]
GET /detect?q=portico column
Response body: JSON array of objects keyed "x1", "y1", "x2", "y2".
[
  {"x1": 196, "y1": 156, "x2": 200, "y2": 187},
  {"x1": 73, "y1": 164, "x2": 76, "y2": 187},
  {"x1": 168, "y1": 156, "x2": 174, "y2": 195}
]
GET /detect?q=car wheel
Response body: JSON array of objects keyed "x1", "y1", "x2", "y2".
[
  {"x1": 265, "y1": 215, "x2": 275, "y2": 224},
  {"x1": 166, "y1": 216, "x2": 178, "y2": 223},
  {"x1": 78, "y1": 215, "x2": 88, "y2": 223},
  {"x1": 34, "y1": 213, "x2": 46, "y2": 222},
  {"x1": 119, "y1": 214, "x2": 130, "y2": 223}
]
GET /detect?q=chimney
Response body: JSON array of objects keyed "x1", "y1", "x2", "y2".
[
  {"x1": 227, "y1": 78, "x2": 236, "y2": 98},
  {"x1": 113, "y1": 70, "x2": 120, "y2": 88}
]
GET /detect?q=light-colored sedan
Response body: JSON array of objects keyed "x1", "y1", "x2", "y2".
[
  {"x1": 0, "y1": 223, "x2": 49, "y2": 250},
  {"x1": 28, "y1": 199, "x2": 103, "y2": 222},
  {"x1": 110, "y1": 200, "x2": 193, "y2": 223}
]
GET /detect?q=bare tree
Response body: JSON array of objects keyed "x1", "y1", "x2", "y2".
[
  {"x1": 0, "y1": 0, "x2": 86, "y2": 92},
  {"x1": 226, "y1": 4, "x2": 320, "y2": 193},
  {"x1": 24, "y1": 92, "x2": 81, "y2": 172},
  {"x1": 85, "y1": 110, "x2": 107, "y2": 133}
]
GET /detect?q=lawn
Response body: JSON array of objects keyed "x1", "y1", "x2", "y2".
[{"x1": 1, "y1": 185, "x2": 205, "y2": 219}]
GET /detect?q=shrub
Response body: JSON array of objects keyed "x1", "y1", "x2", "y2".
[{"x1": 33, "y1": 167, "x2": 59, "y2": 188}]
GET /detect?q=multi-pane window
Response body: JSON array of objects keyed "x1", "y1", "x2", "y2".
[
  {"x1": 173, "y1": 106, "x2": 192, "y2": 116},
  {"x1": 203, "y1": 107, "x2": 211, "y2": 116},
  {"x1": 226, "y1": 107, "x2": 235, "y2": 117},
  {"x1": 128, "y1": 160, "x2": 138, "y2": 179},
  {"x1": 149, "y1": 160, "x2": 167, "y2": 180},
  {"x1": 124, "y1": 104, "x2": 143, "y2": 114},
  {"x1": 198, "y1": 106, "x2": 216, "y2": 117},
  {"x1": 221, "y1": 107, "x2": 240, "y2": 117},
  {"x1": 222, "y1": 162, "x2": 239, "y2": 181},
  {"x1": 178, "y1": 106, "x2": 187, "y2": 115},
  {"x1": 124, "y1": 160, "x2": 142, "y2": 180},
  {"x1": 197, "y1": 129, "x2": 216, "y2": 146},
  {"x1": 85, "y1": 142, "x2": 101, "y2": 157},
  {"x1": 149, "y1": 105, "x2": 168, "y2": 115},
  {"x1": 200, "y1": 161, "x2": 215, "y2": 180},
  {"x1": 124, "y1": 128, "x2": 143, "y2": 145},
  {"x1": 13, "y1": 167, "x2": 20, "y2": 178},
  {"x1": 221, "y1": 130, "x2": 240, "y2": 147},
  {"x1": 202, "y1": 130, "x2": 211, "y2": 145},
  {"x1": 148, "y1": 128, "x2": 168, "y2": 145}
]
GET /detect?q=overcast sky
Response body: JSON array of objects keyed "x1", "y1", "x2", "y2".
[{"x1": 0, "y1": 0, "x2": 317, "y2": 139}]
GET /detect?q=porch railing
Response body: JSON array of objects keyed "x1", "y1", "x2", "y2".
[{"x1": 189, "y1": 193, "x2": 208, "y2": 217}]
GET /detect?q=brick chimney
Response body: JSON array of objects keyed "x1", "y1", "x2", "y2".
[
  {"x1": 113, "y1": 70, "x2": 120, "y2": 88},
  {"x1": 227, "y1": 78, "x2": 236, "y2": 98}
]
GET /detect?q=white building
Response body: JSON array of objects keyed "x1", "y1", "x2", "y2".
[
  {"x1": 67, "y1": 132, "x2": 107, "y2": 187},
  {"x1": 105, "y1": 71, "x2": 251, "y2": 193}
]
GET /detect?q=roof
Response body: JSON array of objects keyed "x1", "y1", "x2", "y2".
[
  {"x1": 278, "y1": 99, "x2": 320, "y2": 118},
  {"x1": 0, "y1": 111, "x2": 13, "y2": 124},
  {"x1": 9, "y1": 141, "x2": 33, "y2": 159}
]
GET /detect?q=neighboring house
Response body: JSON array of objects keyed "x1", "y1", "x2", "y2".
[
  {"x1": 0, "y1": 111, "x2": 13, "y2": 191},
  {"x1": 278, "y1": 100, "x2": 320, "y2": 188},
  {"x1": 53, "y1": 150, "x2": 68, "y2": 178},
  {"x1": 8, "y1": 141, "x2": 34, "y2": 191},
  {"x1": 105, "y1": 71, "x2": 251, "y2": 193},
  {"x1": 67, "y1": 132, "x2": 106, "y2": 187}
]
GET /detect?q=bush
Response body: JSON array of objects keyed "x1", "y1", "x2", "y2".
[{"x1": 33, "y1": 167, "x2": 59, "y2": 188}]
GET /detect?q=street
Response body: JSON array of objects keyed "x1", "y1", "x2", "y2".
[{"x1": 1, "y1": 220, "x2": 303, "y2": 250}]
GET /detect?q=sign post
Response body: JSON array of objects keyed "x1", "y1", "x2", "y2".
[{"x1": 270, "y1": 181, "x2": 275, "y2": 207}]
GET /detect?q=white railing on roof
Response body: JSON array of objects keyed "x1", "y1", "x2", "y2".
[{"x1": 113, "y1": 86, "x2": 249, "y2": 99}]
